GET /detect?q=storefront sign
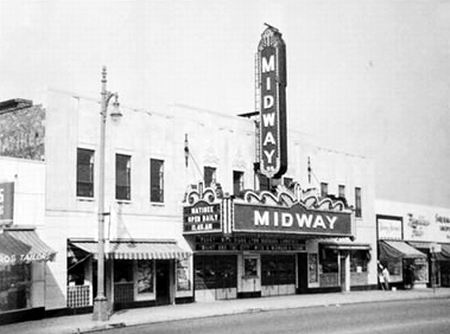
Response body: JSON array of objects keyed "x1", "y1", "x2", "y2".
[
  {"x1": 377, "y1": 216, "x2": 402, "y2": 240},
  {"x1": 233, "y1": 203, "x2": 352, "y2": 236},
  {"x1": 436, "y1": 214, "x2": 450, "y2": 241},
  {"x1": 183, "y1": 201, "x2": 221, "y2": 234},
  {"x1": 258, "y1": 26, "x2": 287, "y2": 179},
  {"x1": 0, "y1": 182, "x2": 14, "y2": 225},
  {"x1": 404, "y1": 213, "x2": 433, "y2": 241},
  {"x1": 0, "y1": 252, "x2": 52, "y2": 265}
]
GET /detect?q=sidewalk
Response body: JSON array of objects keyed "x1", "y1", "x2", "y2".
[{"x1": 2, "y1": 288, "x2": 450, "y2": 334}]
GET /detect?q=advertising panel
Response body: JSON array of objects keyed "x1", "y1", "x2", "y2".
[
  {"x1": 233, "y1": 202, "x2": 352, "y2": 237},
  {"x1": 377, "y1": 216, "x2": 402, "y2": 240},
  {"x1": 183, "y1": 200, "x2": 221, "y2": 234}
]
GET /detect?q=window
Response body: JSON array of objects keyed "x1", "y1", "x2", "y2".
[
  {"x1": 0, "y1": 264, "x2": 32, "y2": 311},
  {"x1": 319, "y1": 247, "x2": 338, "y2": 273},
  {"x1": 116, "y1": 154, "x2": 131, "y2": 200},
  {"x1": 355, "y1": 187, "x2": 362, "y2": 218},
  {"x1": 150, "y1": 159, "x2": 164, "y2": 203},
  {"x1": 320, "y1": 182, "x2": 328, "y2": 197},
  {"x1": 338, "y1": 185, "x2": 346, "y2": 199},
  {"x1": 233, "y1": 171, "x2": 244, "y2": 195},
  {"x1": 76, "y1": 148, "x2": 94, "y2": 197},
  {"x1": 283, "y1": 177, "x2": 293, "y2": 188},
  {"x1": 350, "y1": 250, "x2": 368, "y2": 272},
  {"x1": 204, "y1": 166, "x2": 216, "y2": 187},
  {"x1": 258, "y1": 174, "x2": 270, "y2": 191}
]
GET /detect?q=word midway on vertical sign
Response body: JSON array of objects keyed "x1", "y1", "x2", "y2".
[{"x1": 258, "y1": 25, "x2": 288, "y2": 179}]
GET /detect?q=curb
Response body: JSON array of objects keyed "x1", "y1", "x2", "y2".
[{"x1": 79, "y1": 293, "x2": 450, "y2": 333}]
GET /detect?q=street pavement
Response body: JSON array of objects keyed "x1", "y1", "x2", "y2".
[
  {"x1": 1, "y1": 288, "x2": 449, "y2": 334},
  {"x1": 107, "y1": 298, "x2": 450, "y2": 334}
]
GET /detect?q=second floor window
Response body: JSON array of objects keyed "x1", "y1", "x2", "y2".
[
  {"x1": 116, "y1": 154, "x2": 131, "y2": 200},
  {"x1": 233, "y1": 171, "x2": 244, "y2": 195},
  {"x1": 338, "y1": 185, "x2": 346, "y2": 199},
  {"x1": 150, "y1": 159, "x2": 164, "y2": 203},
  {"x1": 204, "y1": 166, "x2": 216, "y2": 188},
  {"x1": 258, "y1": 174, "x2": 270, "y2": 191},
  {"x1": 76, "y1": 148, "x2": 94, "y2": 197},
  {"x1": 320, "y1": 182, "x2": 328, "y2": 198},
  {"x1": 283, "y1": 177, "x2": 293, "y2": 188},
  {"x1": 355, "y1": 187, "x2": 362, "y2": 218}
]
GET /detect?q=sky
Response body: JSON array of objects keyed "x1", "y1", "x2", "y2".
[{"x1": 1, "y1": 0, "x2": 450, "y2": 207}]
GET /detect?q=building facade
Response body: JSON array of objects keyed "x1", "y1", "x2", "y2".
[
  {"x1": 0, "y1": 27, "x2": 378, "y2": 320},
  {"x1": 376, "y1": 199, "x2": 450, "y2": 289}
]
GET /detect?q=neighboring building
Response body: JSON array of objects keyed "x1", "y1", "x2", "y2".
[
  {"x1": 0, "y1": 99, "x2": 55, "y2": 324},
  {"x1": 376, "y1": 199, "x2": 450, "y2": 289}
]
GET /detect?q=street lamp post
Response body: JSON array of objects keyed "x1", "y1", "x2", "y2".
[{"x1": 93, "y1": 66, "x2": 121, "y2": 321}]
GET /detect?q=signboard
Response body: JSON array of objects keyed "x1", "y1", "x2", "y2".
[
  {"x1": 377, "y1": 216, "x2": 402, "y2": 240},
  {"x1": 0, "y1": 182, "x2": 14, "y2": 225},
  {"x1": 430, "y1": 243, "x2": 441, "y2": 253},
  {"x1": 258, "y1": 26, "x2": 287, "y2": 179},
  {"x1": 404, "y1": 213, "x2": 433, "y2": 241},
  {"x1": 436, "y1": 214, "x2": 450, "y2": 241},
  {"x1": 183, "y1": 200, "x2": 221, "y2": 234},
  {"x1": 233, "y1": 203, "x2": 352, "y2": 237}
]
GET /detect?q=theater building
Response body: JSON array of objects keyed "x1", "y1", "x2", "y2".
[
  {"x1": 376, "y1": 199, "x2": 450, "y2": 288},
  {"x1": 0, "y1": 26, "x2": 377, "y2": 318}
]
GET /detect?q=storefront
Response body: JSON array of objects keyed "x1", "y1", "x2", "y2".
[
  {"x1": 376, "y1": 208, "x2": 450, "y2": 288},
  {"x1": 183, "y1": 182, "x2": 369, "y2": 301},
  {"x1": 67, "y1": 239, "x2": 191, "y2": 312},
  {"x1": 0, "y1": 228, "x2": 56, "y2": 324}
]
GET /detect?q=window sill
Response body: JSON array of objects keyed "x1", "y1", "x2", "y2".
[
  {"x1": 77, "y1": 196, "x2": 95, "y2": 202},
  {"x1": 116, "y1": 200, "x2": 132, "y2": 205},
  {"x1": 150, "y1": 202, "x2": 165, "y2": 207}
]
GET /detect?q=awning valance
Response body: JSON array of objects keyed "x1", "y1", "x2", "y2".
[
  {"x1": 321, "y1": 242, "x2": 371, "y2": 251},
  {"x1": 379, "y1": 240, "x2": 427, "y2": 260},
  {"x1": 69, "y1": 240, "x2": 191, "y2": 260},
  {"x1": 0, "y1": 229, "x2": 56, "y2": 265}
]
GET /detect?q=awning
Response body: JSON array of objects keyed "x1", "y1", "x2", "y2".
[
  {"x1": 408, "y1": 242, "x2": 432, "y2": 250},
  {"x1": 321, "y1": 242, "x2": 371, "y2": 251},
  {"x1": 0, "y1": 229, "x2": 56, "y2": 265},
  {"x1": 69, "y1": 240, "x2": 191, "y2": 260},
  {"x1": 437, "y1": 243, "x2": 450, "y2": 261},
  {"x1": 379, "y1": 240, "x2": 427, "y2": 260}
]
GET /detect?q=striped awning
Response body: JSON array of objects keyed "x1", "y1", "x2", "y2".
[
  {"x1": 0, "y1": 229, "x2": 56, "y2": 265},
  {"x1": 379, "y1": 240, "x2": 427, "y2": 260},
  {"x1": 69, "y1": 240, "x2": 191, "y2": 260}
]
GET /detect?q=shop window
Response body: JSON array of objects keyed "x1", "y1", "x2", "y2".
[
  {"x1": 261, "y1": 255, "x2": 295, "y2": 286},
  {"x1": 68, "y1": 262, "x2": 85, "y2": 286},
  {"x1": 76, "y1": 148, "x2": 94, "y2": 197},
  {"x1": 338, "y1": 184, "x2": 345, "y2": 199},
  {"x1": 116, "y1": 154, "x2": 131, "y2": 200},
  {"x1": 355, "y1": 187, "x2": 362, "y2": 218},
  {"x1": 350, "y1": 250, "x2": 369, "y2": 273},
  {"x1": 150, "y1": 159, "x2": 164, "y2": 203},
  {"x1": 320, "y1": 247, "x2": 338, "y2": 273},
  {"x1": 233, "y1": 171, "x2": 244, "y2": 195},
  {"x1": 114, "y1": 260, "x2": 133, "y2": 283},
  {"x1": 194, "y1": 255, "x2": 236, "y2": 290},
  {"x1": 204, "y1": 167, "x2": 216, "y2": 188},
  {"x1": 320, "y1": 182, "x2": 328, "y2": 198},
  {"x1": 283, "y1": 177, "x2": 293, "y2": 189},
  {"x1": 0, "y1": 264, "x2": 32, "y2": 312},
  {"x1": 136, "y1": 260, "x2": 154, "y2": 295}
]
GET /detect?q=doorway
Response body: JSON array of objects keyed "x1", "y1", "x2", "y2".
[
  {"x1": 155, "y1": 261, "x2": 171, "y2": 305},
  {"x1": 297, "y1": 253, "x2": 308, "y2": 293}
]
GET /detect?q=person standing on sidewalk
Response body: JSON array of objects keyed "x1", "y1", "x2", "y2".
[
  {"x1": 382, "y1": 265, "x2": 391, "y2": 290},
  {"x1": 378, "y1": 263, "x2": 386, "y2": 290}
]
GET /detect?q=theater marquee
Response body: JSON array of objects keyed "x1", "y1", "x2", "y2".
[{"x1": 258, "y1": 25, "x2": 287, "y2": 179}]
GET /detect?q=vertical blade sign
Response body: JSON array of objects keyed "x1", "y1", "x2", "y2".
[{"x1": 258, "y1": 26, "x2": 287, "y2": 179}]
